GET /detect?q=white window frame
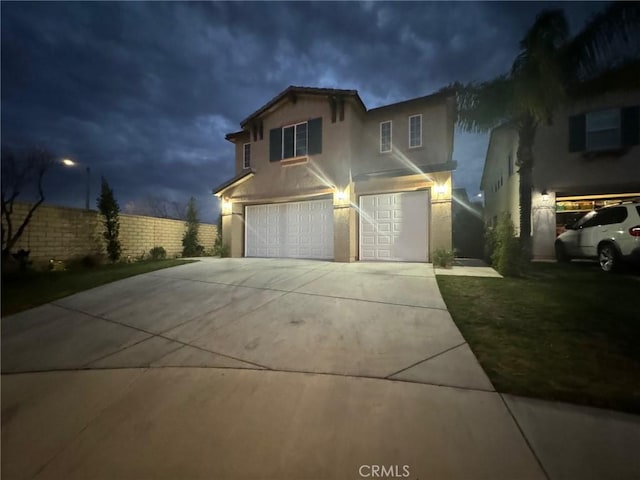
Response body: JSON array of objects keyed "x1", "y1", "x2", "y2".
[
  {"x1": 408, "y1": 114, "x2": 422, "y2": 148},
  {"x1": 585, "y1": 108, "x2": 621, "y2": 151},
  {"x1": 282, "y1": 121, "x2": 308, "y2": 159},
  {"x1": 380, "y1": 121, "x2": 392, "y2": 153},
  {"x1": 243, "y1": 143, "x2": 251, "y2": 169}
]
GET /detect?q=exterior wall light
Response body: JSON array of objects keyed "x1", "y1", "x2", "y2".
[
  {"x1": 221, "y1": 199, "x2": 233, "y2": 214},
  {"x1": 541, "y1": 190, "x2": 549, "y2": 201},
  {"x1": 335, "y1": 190, "x2": 348, "y2": 201},
  {"x1": 435, "y1": 184, "x2": 447, "y2": 195}
]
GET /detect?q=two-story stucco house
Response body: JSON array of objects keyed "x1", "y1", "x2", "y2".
[
  {"x1": 481, "y1": 90, "x2": 640, "y2": 259},
  {"x1": 213, "y1": 86, "x2": 456, "y2": 262}
]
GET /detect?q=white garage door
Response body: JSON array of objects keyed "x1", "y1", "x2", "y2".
[
  {"x1": 245, "y1": 199, "x2": 333, "y2": 259},
  {"x1": 359, "y1": 191, "x2": 429, "y2": 261}
]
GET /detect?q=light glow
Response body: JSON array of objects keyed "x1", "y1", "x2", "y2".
[
  {"x1": 435, "y1": 184, "x2": 447, "y2": 195},
  {"x1": 221, "y1": 199, "x2": 232, "y2": 214},
  {"x1": 62, "y1": 158, "x2": 75, "y2": 166},
  {"x1": 335, "y1": 190, "x2": 347, "y2": 201},
  {"x1": 541, "y1": 190, "x2": 550, "y2": 201}
]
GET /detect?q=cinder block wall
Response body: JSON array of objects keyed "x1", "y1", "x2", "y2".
[{"x1": 3, "y1": 202, "x2": 217, "y2": 262}]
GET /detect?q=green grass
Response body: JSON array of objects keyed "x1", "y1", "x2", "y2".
[
  {"x1": 437, "y1": 262, "x2": 640, "y2": 414},
  {"x1": 2, "y1": 259, "x2": 196, "y2": 316}
]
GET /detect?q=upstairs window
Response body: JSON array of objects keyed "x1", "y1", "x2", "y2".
[
  {"x1": 269, "y1": 117, "x2": 322, "y2": 162},
  {"x1": 409, "y1": 114, "x2": 422, "y2": 148},
  {"x1": 569, "y1": 106, "x2": 639, "y2": 152},
  {"x1": 243, "y1": 143, "x2": 251, "y2": 169},
  {"x1": 380, "y1": 121, "x2": 392, "y2": 153},
  {"x1": 586, "y1": 108, "x2": 620, "y2": 151}
]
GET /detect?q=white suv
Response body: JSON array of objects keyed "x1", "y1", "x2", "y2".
[{"x1": 555, "y1": 201, "x2": 640, "y2": 272}]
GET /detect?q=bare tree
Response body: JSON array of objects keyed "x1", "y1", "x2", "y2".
[
  {"x1": 137, "y1": 194, "x2": 187, "y2": 220},
  {"x1": 1, "y1": 146, "x2": 55, "y2": 259}
]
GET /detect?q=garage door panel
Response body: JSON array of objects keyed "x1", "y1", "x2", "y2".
[
  {"x1": 359, "y1": 191, "x2": 429, "y2": 262},
  {"x1": 246, "y1": 199, "x2": 333, "y2": 259}
]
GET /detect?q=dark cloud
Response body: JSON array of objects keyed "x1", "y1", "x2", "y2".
[{"x1": 1, "y1": 1, "x2": 609, "y2": 221}]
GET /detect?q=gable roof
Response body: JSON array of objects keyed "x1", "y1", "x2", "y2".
[
  {"x1": 366, "y1": 89, "x2": 454, "y2": 114},
  {"x1": 240, "y1": 85, "x2": 366, "y2": 127}
]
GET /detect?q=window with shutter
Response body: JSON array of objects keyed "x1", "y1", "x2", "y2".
[
  {"x1": 586, "y1": 108, "x2": 620, "y2": 150},
  {"x1": 621, "y1": 106, "x2": 640, "y2": 147},
  {"x1": 270, "y1": 118, "x2": 322, "y2": 161},
  {"x1": 269, "y1": 128, "x2": 282, "y2": 162},
  {"x1": 308, "y1": 117, "x2": 322, "y2": 155},
  {"x1": 568, "y1": 114, "x2": 586, "y2": 152},
  {"x1": 570, "y1": 106, "x2": 639, "y2": 153}
]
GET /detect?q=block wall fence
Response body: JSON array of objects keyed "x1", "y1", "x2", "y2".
[{"x1": 3, "y1": 202, "x2": 217, "y2": 262}]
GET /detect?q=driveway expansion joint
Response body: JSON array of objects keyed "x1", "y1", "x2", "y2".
[
  {"x1": 385, "y1": 341, "x2": 468, "y2": 379},
  {"x1": 498, "y1": 393, "x2": 552, "y2": 480},
  {"x1": 48, "y1": 303, "x2": 271, "y2": 371}
]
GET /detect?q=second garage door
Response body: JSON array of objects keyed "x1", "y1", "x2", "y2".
[
  {"x1": 245, "y1": 199, "x2": 333, "y2": 259},
  {"x1": 359, "y1": 191, "x2": 429, "y2": 262}
]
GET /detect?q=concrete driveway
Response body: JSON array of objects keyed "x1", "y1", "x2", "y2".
[{"x1": 2, "y1": 258, "x2": 638, "y2": 480}]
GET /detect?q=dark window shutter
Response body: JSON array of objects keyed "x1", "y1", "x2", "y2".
[
  {"x1": 308, "y1": 117, "x2": 323, "y2": 155},
  {"x1": 568, "y1": 114, "x2": 586, "y2": 152},
  {"x1": 283, "y1": 126, "x2": 294, "y2": 158},
  {"x1": 621, "y1": 106, "x2": 639, "y2": 147},
  {"x1": 269, "y1": 128, "x2": 282, "y2": 162}
]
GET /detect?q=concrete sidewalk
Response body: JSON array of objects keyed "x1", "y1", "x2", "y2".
[
  {"x1": 2, "y1": 258, "x2": 639, "y2": 479},
  {"x1": 434, "y1": 257, "x2": 503, "y2": 278}
]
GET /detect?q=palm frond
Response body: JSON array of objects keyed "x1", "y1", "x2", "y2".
[
  {"x1": 456, "y1": 76, "x2": 516, "y2": 133},
  {"x1": 566, "y1": 2, "x2": 640, "y2": 82}
]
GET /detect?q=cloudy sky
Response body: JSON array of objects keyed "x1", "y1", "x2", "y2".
[{"x1": 1, "y1": 1, "x2": 607, "y2": 223}]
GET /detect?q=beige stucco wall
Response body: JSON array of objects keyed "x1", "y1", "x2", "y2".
[
  {"x1": 354, "y1": 97, "x2": 453, "y2": 177},
  {"x1": 220, "y1": 91, "x2": 455, "y2": 262},
  {"x1": 4, "y1": 202, "x2": 217, "y2": 263},
  {"x1": 533, "y1": 91, "x2": 640, "y2": 194},
  {"x1": 229, "y1": 95, "x2": 356, "y2": 202},
  {"x1": 482, "y1": 125, "x2": 520, "y2": 232}
]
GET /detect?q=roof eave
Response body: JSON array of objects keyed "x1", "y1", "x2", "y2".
[
  {"x1": 352, "y1": 161, "x2": 457, "y2": 182},
  {"x1": 212, "y1": 170, "x2": 255, "y2": 197}
]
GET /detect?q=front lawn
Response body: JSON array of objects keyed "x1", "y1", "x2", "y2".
[
  {"x1": 437, "y1": 262, "x2": 640, "y2": 414},
  {"x1": 2, "y1": 259, "x2": 196, "y2": 316}
]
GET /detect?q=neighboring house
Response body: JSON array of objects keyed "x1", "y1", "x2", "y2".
[
  {"x1": 481, "y1": 90, "x2": 640, "y2": 259},
  {"x1": 213, "y1": 86, "x2": 456, "y2": 262}
]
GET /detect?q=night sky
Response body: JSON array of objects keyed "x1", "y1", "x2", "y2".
[{"x1": 1, "y1": 1, "x2": 607, "y2": 223}]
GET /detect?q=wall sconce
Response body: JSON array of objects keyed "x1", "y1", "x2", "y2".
[
  {"x1": 435, "y1": 184, "x2": 447, "y2": 195},
  {"x1": 221, "y1": 199, "x2": 232, "y2": 214},
  {"x1": 335, "y1": 189, "x2": 348, "y2": 202},
  {"x1": 541, "y1": 190, "x2": 549, "y2": 201}
]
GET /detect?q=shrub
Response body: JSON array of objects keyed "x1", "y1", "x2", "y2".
[
  {"x1": 491, "y1": 212, "x2": 523, "y2": 277},
  {"x1": 12, "y1": 249, "x2": 32, "y2": 271},
  {"x1": 218, "y1": 243, "x2": 230, "y2": 258},
  {"x1": 66, "y1": 253, "x2": 105, "y2": 270},
  {"x1": 148, "y1": 246, "x2": 167, "y2": 260},
  {"x1": 432, "y1": 248, "x2": 455, "y2": 268},
  {"x1": 97, "y1": 177, "x2": 122, "y2": 262},
  {"x1": 182, "y1": 197, "x2": 204, "y2": 257},
  {"x1": 484, "y1": 225, "x2": 496, "y2": 264}
]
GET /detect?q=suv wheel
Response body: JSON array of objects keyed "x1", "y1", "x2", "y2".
[
  {"x1": 555, "y1": 242, "x2": 570, "y2": 262},
  {"x1": 598, "y1": 243, "x2": 620, "y2": 272}
]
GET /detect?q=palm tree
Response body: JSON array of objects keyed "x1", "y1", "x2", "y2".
[{"x1": 456, "y1": 2, "x2": 640, "y2": 257}]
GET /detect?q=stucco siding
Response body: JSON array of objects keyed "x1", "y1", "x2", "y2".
[
  {"x1": 533, "y1": 91, "x2": 640, "y2": 194},
  {"x1": 219, "y1": 88, "x2": 455, "y2": 262}
]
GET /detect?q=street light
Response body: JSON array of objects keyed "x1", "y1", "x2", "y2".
[{"x1": 61, "y1": 158, "x2": 91, "y2": 210}]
